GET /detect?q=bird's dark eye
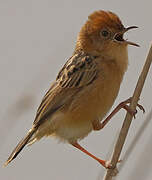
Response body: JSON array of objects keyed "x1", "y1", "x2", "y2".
[{"x1": 101, "y1": 30, "x2": 109, "y2": 38}]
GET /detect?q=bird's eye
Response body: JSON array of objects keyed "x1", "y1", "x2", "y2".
[{"x1": 100, "y1": 29, "x2": 110, "y2": 38}]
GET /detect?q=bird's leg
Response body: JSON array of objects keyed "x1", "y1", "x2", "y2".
[
  {"x1": 92, "y1": 97, "x2": 145, "y2": 131},
  {"x1": 71, "y1": 142, "x2": 112, "y2": 168}
]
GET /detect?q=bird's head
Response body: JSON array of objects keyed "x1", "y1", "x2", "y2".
[{"x1": 75, "y1": 10, "x2": 139, "y2": 56}]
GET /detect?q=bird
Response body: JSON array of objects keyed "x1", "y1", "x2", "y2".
[{"x1": 4, "y1": 10, "x2": 142, "y2": 168}]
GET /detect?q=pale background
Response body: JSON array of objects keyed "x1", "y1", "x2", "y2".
[{"x1": 0, "y1": 0, "x2": 152, "y2": 180}]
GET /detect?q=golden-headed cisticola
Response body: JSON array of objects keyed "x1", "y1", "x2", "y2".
[{"x1": 4, "y1": 10, "x2": 141, "y2": 168}]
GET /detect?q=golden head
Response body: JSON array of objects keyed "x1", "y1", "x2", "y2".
[{"x1": 75, "y1": 10, "x2": 139, "y2": 55}]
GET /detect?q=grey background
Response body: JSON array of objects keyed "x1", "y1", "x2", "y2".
[{"x1": 0, "y1": 0, "x2": 152, "y2": 180}]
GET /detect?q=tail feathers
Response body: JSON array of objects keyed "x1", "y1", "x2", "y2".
[{"x1": 3, "y1": 127, "x2": 37, "y2": 167}]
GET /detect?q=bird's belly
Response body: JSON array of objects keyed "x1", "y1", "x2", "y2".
[
  {"x1": 55, "y1": 119, "x2": 93, "y2": 143},
  {"x1": 33, "y1": 110, "x2": 93, "y2": 143}
]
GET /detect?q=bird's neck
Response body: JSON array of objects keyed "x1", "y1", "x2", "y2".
[
  {"x1": 102, "y1": 45, "x2": 128, "y2": 74},
  {"x1": 74, "y1": 44, "x2": 128, "y2": 75}
]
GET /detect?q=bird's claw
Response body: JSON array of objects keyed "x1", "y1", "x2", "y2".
[
  {"x1": 131, "y1": 109, "x2": 138, "y2": 119},
  {"x1": 122, "y1": 104, "x2": 137, "y2": 118},
  {"x1": 105, "y1": 160, "x2": 113, "y2": 169},
  {"x1": 136, "y1": 103, "x2": 145, "y2": 113},
  {"x1": 120, "y1": 97, "x2": 145, "y2": 118},
  {"x1": 105, "y1": 159, "x2": 122, "y2": 169}
]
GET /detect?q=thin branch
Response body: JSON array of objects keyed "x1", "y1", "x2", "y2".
[
  {"x1": 119, "y1": 109, "x2": 152, "y2": 171},
  {"x1": 103, "y1": 44, "x2": 152, "y2": 180}
]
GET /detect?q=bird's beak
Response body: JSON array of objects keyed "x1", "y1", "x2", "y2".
[
  {"x1": 123, "y1": 26, "x2": 140, "y2": 47},
  {"x1": 113, "y1": 26, "x2": 140, "y2": 47}
]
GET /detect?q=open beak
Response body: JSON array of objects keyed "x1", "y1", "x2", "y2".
[{"x1": 113, "y1": 26, "x2": 140, "y2": 47}]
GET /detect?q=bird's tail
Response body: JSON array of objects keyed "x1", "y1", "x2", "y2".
[{"x1": 3, "y1": 126, "x2": 37, "y2": 167}]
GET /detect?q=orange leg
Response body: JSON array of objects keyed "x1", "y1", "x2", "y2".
[
  {"x1": 71, "y1": 142, "x2": 111, "y2": 168},
  {"x1": 93, "y1": 97, "x2": 145, "y2": 130}
]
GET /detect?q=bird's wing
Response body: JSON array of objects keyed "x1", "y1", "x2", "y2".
[{"x1": 33, "y1": 52, "x2": 98, "y2": 127}]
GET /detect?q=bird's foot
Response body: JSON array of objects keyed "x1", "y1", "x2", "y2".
[
  {"x1": 99, "y1": 159, "x2": 121, "y2": 169},
  {"x1": 119, "y1": 97, "x2": 145, "y2": 118}
]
